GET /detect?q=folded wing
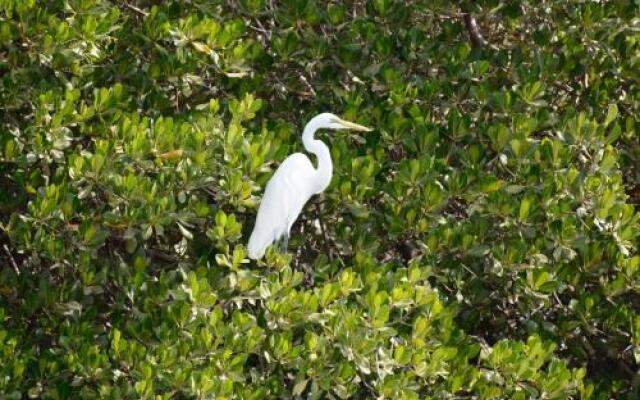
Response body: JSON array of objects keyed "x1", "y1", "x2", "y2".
[{"x1": 247, "y1": 153, "x2": 317, "y2": 259}]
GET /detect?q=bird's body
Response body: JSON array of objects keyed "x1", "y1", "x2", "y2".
[
  {"x1": 247, "y1": 113, "x2": 370, "y2": 259},
  {"x1": 247, "y1": 154, "x2": 318, "y2": 257}
]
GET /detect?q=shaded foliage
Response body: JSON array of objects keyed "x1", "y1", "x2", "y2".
[{"x1": 1, "y1": 0, "x2": 639, "y2": 398}]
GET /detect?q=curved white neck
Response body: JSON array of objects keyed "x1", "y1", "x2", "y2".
[{"x1": 302, "y1": 122, "x2": 333, "y2": 194}]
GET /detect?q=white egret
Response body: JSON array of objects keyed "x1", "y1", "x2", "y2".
[{"x1": 247, "y1": 113, "x2": 372, "y2": 259}]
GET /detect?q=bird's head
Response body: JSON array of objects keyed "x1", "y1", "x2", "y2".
[{"x1": 310, "y1": 112, "x2": 372, "y2": 132}]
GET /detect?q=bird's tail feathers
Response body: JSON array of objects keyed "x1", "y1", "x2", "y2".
[{"x1": 247, "y1": 230, "x2": 270, "y2": 260}]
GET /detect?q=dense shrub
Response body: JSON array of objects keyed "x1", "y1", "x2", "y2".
[{"x1": 1, "y1": 0, "x2": 639, "y2": 398}]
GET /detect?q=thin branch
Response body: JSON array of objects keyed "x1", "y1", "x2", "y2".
[
  {"x1": 121, "y1": 2, "x2": 149, "y2": 17},
  {"x1": 3, "y1": 244, "x2": 20, "y2": 275},
  {"x1": 314, "y1": 202, "x2": 332, "y2": 262},
  {"x1": 462, "y1": 13, "x2": 487, "y2": 48}
]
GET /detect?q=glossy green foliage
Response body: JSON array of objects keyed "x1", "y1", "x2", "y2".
[{"x1": 1, "y1": 0, "x2": 639, "y2": 398}]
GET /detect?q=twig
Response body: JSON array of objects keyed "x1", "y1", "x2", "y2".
[
  {"x1": 314, "y1": 202, "x2": 332, "y2": 262},
  {"x1": 121, "y1": 2, "x2": 149, "y2": 17},
  {"x1": 147, "y1": 248, "x2": 180, "y2": 263},
  {"x1": 462, "y1": 13, "x2": 487, "y2": 48},
  {"x1": 298, "y1": 74, "x2": 317, "y2": 97},
  {"x1": 3, "y1": 244, "x2": 19, "y2": 275}
]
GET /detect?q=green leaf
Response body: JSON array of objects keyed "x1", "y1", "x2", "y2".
[
  {"x1": 604, "y1": 103, "x2": 618, "y2": 126},
  {"x1": 292, "y1": 379, "x2": 308, "y2": 396},
  {"x1": 519, "y1": 196, "x2": 532, "y2": 220}
]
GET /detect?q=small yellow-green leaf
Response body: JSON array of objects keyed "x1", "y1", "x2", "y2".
[
  {"x1": 177, "y1": 222, "x2": 193, "y2": 240},
  {"x1": 292, "y1": 379, "x2": 308, "y2": 396},
  {"x1": 519, "y1": 197, "x2": 531, "y2": 220},
  {"x1": 604, "y1": 103, "x2": 618, "y2": 126}
]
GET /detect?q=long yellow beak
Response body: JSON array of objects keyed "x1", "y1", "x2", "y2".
[{"x1": 336, "y1": 117, "x2": 373, "y2": 132}]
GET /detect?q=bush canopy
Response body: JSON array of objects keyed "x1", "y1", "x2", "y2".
[{"x1": 1, "y1": 0, "x2": 640, "y2": 399}]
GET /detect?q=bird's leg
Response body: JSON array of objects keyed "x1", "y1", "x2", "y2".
[
  {"x1": 314, "y1": 202, "x2": 333, "y2": 262},
  {"x1": 281, "y1": 232, "x2": 289, "y2": 253}
]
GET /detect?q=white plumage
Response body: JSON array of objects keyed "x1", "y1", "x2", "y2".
[
  {"x1": 247, "y1": 113, "x2": 371, "y2": 259},
  {"x1": 247, "y1": 154, "x2": 315, "y2": 258}
]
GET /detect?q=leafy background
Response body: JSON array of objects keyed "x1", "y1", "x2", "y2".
[{"x1": 1, "y1": 0, "x2": 639, "y2": 398}]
